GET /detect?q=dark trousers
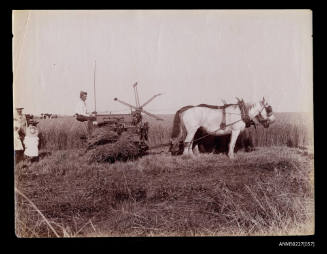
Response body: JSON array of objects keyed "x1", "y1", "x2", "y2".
[
  {"x1": 24, "y1": 155, "x2": 39, "y2": 163},
  {"x1": 76, "y1": 115, "x2": 96, "y2": 135},
  {"x1": 15, "y1": 150, "x2": 24, "y2": 165}
]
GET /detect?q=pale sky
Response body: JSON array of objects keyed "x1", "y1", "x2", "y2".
[{"x1": 13, "y1": 10, "x2": 313, "y2": 115}]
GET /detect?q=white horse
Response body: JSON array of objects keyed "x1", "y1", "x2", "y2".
[{"x1": 169, "y1": 97, "x2": 275, "y2": 159}]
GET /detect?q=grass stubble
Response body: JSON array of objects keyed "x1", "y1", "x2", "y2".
[{"x1": 15, "y1": 145, "x2": 314, "y2": 237}]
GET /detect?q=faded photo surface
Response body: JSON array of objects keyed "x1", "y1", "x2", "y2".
[{"x1": 13, "y1": 10, "x2": 314, "y2": 238}]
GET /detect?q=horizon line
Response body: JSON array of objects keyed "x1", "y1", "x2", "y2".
[{"x1": 20, "y1": 111, "x2": 312, "y2": 116}]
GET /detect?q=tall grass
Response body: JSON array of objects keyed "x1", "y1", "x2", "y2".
[
  {"x1": 37, "y1": 112, "x2": 313, "y2": 151},
  {"x1": 38, "y1": 118, "x2": 87, "y2": 150},
  {"x1": 248, "y1": 112, "x2": 313, "y2": 148}
]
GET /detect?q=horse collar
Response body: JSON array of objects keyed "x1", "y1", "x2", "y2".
[{"x1": 238, "y1": 101, "x2": 252, "y2": 128}]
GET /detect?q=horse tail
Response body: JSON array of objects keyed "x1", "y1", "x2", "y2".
[
  {"x1": 171, "y1": 111, "x2": 181, "y2": 139},
  {"x1": 171, "y1": 105, "x2": 194, "y2": 140}
]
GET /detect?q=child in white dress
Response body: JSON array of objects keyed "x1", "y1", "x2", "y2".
[{"x1": 24, "y1": 125, "x2": 39, "y2": 162}]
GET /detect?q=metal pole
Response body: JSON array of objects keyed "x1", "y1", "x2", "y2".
[
  {"x1": 93, "y1": 60, "x2": 97, "y2": 114},
  {"x1": 135, "y1": 85, "x2": 140, "y2": 108},
  {"x1": 133, "y1": 82, "x2": 140, "y2": 108}
]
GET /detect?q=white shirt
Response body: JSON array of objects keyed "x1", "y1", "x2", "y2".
[
  {"x1": 14, "y1": 130, "x2": 23, "y2": 150},
  {"x1": 75, "y1": 99, "x2": 90, "y2": 117},
  {"x1": 24, "y1": 136, "x2": 39, "y2": 157},
  {"x1": 13, "y1": 112, "x2": 27, "y2": 133},
  {"x1": 14, "y1": 111, "x2": 26, "y2": 151}
]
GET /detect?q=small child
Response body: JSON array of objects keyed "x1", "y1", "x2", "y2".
[
  {"x1": 24, "y1": 125, "x2": 39, "y2": 162},
  {"x1": 14, "y1": 127, "x2": 24, "y2": 164}
]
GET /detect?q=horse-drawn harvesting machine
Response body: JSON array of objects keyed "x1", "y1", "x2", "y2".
[
  {"x1": 96, "y1": 82, "x2": 162, "y2": 133},
  {"x1": 85, "y1": 82, "x2": 164, "y2": 163}
]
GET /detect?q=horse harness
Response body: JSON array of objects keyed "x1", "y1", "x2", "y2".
[
  {"x1": 181, "y1": 103, "x2": 254, "y2": 148},
  {"x1": 256, "y1": 104, "x2": 273, "y2": 125},
  {"x1": 259, "y1": 104, "x2": 273, "y2": 117},
  {"x1": 180, "y1": 102, "x2": 271, "y2": 149},
  {"x1": 197, "y1": 102, "x2": 254, "y2": 130},
  {"x1": 237, "y1": 100, "x2": 254, "y2": 128}
]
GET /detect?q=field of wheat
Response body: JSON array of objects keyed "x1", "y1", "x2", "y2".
[
  {"x1": 14, "y1": 112, "x2": 314, "y2": 237},
  {"x1": 36, "y1": 112, "x2": 313, "y2": 151}
]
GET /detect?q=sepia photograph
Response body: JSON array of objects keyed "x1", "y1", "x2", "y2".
[{"x1": 13, "y1": 10, "x2": 314, "y2": 238}]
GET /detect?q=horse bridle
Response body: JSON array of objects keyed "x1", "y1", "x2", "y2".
[
  {"x1": 256, "y1": 104, "x2": 273, "y2": 124},
  {"x1": 224, "y1": 103, "x2": 272, "y2": 125},
  {"x1": 261, "y1": 104, "x2": 273, "y2": 116}
]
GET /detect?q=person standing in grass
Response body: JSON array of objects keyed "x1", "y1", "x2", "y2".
[
  {"x1": 24, "y1": 125, "x2": 39, "y2": 163},
  {"x1": 14, "y1": 122, "x2": 24, "y2": 164},
  {"x1": 14, "y1": 107, "x2": 27, "y2": 164},
  {"x1": 75, "y1": 91, "x2": 97, "y2": 136},
  {"x1": 14, "y1": 107, "x2": 27, "y2": 137}
]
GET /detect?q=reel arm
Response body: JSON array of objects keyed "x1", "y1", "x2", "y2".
[
  {"x1": 140, "y1": 109, "x2": 163, "y2": 121},
  {"x1": 141, "y1": 93, "x2": 163, "y2": 108},
  {"x1": 114, "y1": 98, "x2": 139, "y2": 110}
]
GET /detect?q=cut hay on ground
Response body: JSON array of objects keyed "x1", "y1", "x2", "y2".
[
  {"x1": 86, "y1": 130, "x2": 148, "y2": 163},
  {"x1": 87, "y1": 127, "x2": 119, "y2": 149},
  {"x1": 15, "y1": 146, "x2": 314, "y2": 237}
]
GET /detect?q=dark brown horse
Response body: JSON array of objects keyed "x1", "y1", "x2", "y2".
[
  {"x1": 192, "y1": 127, "x2": 255, "y2": 154},
  {"x1": 169, "y1": 127, "x2": 255, "y2": 156}
]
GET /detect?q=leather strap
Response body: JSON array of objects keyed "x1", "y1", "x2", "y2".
[
  {"x1": 238, "y1": 101, "x2": 252, "y2": 128},
  {"x1": 220, "y1": 107, "x2": 226, "y2": 129}
]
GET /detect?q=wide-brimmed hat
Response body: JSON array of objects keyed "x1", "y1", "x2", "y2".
[
  {"x1": 15, "y1": 107, "x2": 24, "y2": 110},
  {"x1": 29, "y1": 120, "x2": 39, "y2": 126},
  {"x1": 26, "y1": 125, "x2": 39, "y2": 137}
]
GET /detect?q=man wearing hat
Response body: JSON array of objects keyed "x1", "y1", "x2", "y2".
[
  {"x1": 75, "y1": 91, "x2": 97, "y2": 135},
  {"x1": 14, "y1": 107, "x2": 27, "y2": 163}
]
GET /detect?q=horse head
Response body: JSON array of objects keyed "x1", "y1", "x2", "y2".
[
  {"x1": 254, "y1": 97, "x2": 275, "y2": 128},
  {"x1": 169, "y1": 138, "x2": 184, "y2": 155}
]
